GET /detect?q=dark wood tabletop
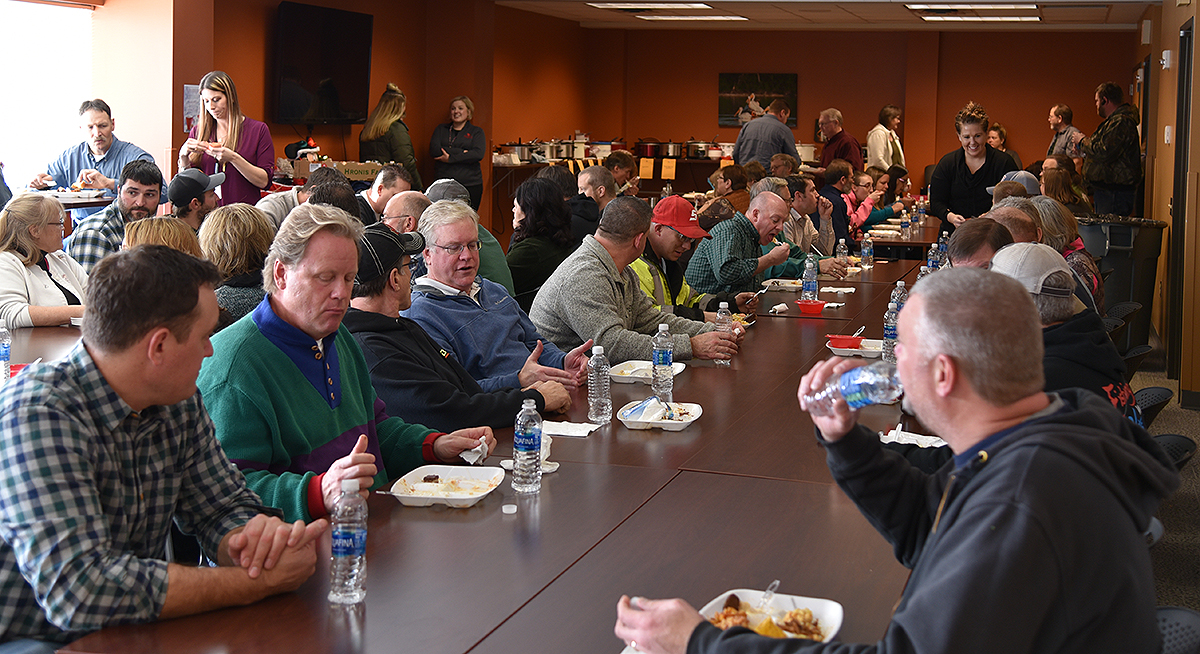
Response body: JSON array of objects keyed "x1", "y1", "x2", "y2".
[
  {"x1": 10, "y1": 325, "x2": 80, "y2": 364},
  {"x1": 62, "y1": 264, "x2": 925, "y2": 654}
]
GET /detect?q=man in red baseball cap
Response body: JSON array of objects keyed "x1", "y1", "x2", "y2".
[{"x1": 630, "y1": 195, "x2": 760, "y2": 321}]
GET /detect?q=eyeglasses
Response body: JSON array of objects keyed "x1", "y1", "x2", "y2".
[
  {"x1": 666, "y1": 225, "x2": 699, "y2": 246},
  {"x1": 382, "y1": 214, "x2": 413, "y2": 224},
  {"x1": 854, "y1": 182, "x2": 873, "y2": 189},
  {"x1": 430, "y1": 240, "x2": 482, "y2": 255}
]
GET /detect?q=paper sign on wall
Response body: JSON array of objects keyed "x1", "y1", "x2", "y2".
[
  {"x1": 661, "y1": 158, "x2": 676, "y2": 180},
  {"x1": 639, "y1": 158, "x2": 655, "y2": 180}
]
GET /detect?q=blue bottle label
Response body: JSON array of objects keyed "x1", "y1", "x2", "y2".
[
  {"x1": 0, "y1": 344, "x2": 9, "y2": 363},
  {"x1": 884, "y1": 324, "x2": 898, "y2": 340},
  {"x1": 802, "y1": 279, "x2": 818, "y2": 293},
  {"x1": 861, "y1": 243, "x2": 872, "y2": 257},
  {"x1": 652, "y1": 348, "x2": 672, "y2": 367},
  {"x1": 514, "y1": 425, "x2": 541, "y2": 452},
  {"x1": 837, "y1": 367, "x2": 878, "y2": 410},
  {"x1": 331, "y1": 527, "x2": 366, "y2": 557}
]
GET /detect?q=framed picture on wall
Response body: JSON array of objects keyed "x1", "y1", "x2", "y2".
[{"x1": 718, "y1": 73, "x2": 798, "y2": 128}]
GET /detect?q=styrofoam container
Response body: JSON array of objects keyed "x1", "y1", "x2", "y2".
[
  {"x1": 617, "y1": 400, "x2": 702, "y2": 431},
  {"x1": 386, "y1": 465, "x2": 504, "y2": 508},
  {"x1": 698, "y1": 588, "x2": 843, "y2": 642},
  {"x1": 826, "y1": 339, "x2": 883, "y2": 358},
  {"x1": 610, "y1": 360, "x2": 686, "y2": 384}
]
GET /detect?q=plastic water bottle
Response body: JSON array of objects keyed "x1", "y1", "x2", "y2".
[
  {"x1": 512, "y1": 398, "x2": 542, "y2": 494},
  {"x1": 328, "y1": 478, "x2": 367, "y2": 604},
  {"x1": 926, "y1": 242, "x2": 940, "y2": 271},
  {"x1": 882, "y1": 302, "x2": 899, "y2": 364},
  {"x1": 835, "y1": 238, "x2": 849, "y2": 267},
  {"x1": 916, "y1": 266, "x2": 931, "y2": 285},
  {"x1": 890, "y1": 281, "x2": 908, "y2": 311},
  {"x1": 859, "y1": 233, "x2": 874, "y2": 269},
  {"x1": 900, "y1": 211, "x2": 911, "y2": 240},
  {"x1": 0, "y1": 325, "x2": 9, "y2": 383},
  {"x1": 587, "y1": 346, "x2": 612, "y2": 423},
  {"x1": 660, "y1": 180, "x2": 673, "y2": 201},
  {"x1": 938, "y1": 231, "x2": 950, "y2": 268},
  {"x1": 714, "y1": 302, "x2": 733, "y2": 368},
  {"x1": 803, "y1": 361, "x2": 903, "y2": 417},
  {"x1": 651, "y1": 324, "x2": 674, "y2": 402},
  {"x1": 801, "y1": 256, "x2": 819, "y2": 301},
  {"x1": 917, "y1": 198, "x2": 928, "y2": 226}
]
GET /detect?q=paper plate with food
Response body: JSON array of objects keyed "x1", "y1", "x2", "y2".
[
  {"x1": 610, "y1": 361, "x2": 686, "y2": 384},
  {"x1": 617, "y1": 398, "x2": 702, "y2": 431},
  {"x1": 731, "y1": 313, "x2": 755, "y2": 327},
  {"x1": 700, "y1": 589, "x2": 842, "y2": 642},
  {"x1": 826, "y1": 338, "x2": 883, "y2": 358},
  {"x1": 761, "y1": 278, "x2": 803, "y2": 291},
  {"x1": 46, "y1": 189, "x2": 105, "y2": 199},
  {"x1": 381, "y1": 465, "x2": 504, "y2": 508}
]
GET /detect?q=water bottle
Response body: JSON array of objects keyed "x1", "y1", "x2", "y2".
[
  {"x1": 834, "y1": 238, "x2": 849, "y2": 267},
  {"x1": 0, "y1": 325, "x2": 9, "y2": 383},
  {"x1": 660, "y1": 180, "x2": 673, "y2": 200},
  {"x1": 938, "y1": 231, "x2": 950, "y2": 268},
  {"x1": 926, "y1": 242, "x2": 940, "y2": 271},
  {"x1": 651, "y1": 323, "x2": 674, "y2": 402},
  {"x1": 587, "y1": 345, "x2": 612, "y2": 423},
  {"x1": 900, "y1": 211, "x2": 911, "y2": 240},
  {"x1": 916, "y1": 266, "x2": 931, "y2": 285},
  {"x1": 917, "y1": 198, "x2": 927, "y2": 226},
  {"x1": 714, "y1": 303, "x2": 733, "y2": 368},
  {"x1": 859, "y1": 233, "x2": 874, "y2": 269},
  {"x1": 890, "y1": 281, "x2": 908, "y2": 311},
  {"x1": 803, "y1": 361, "x2": 903, "y2": 417},
  {"x1": 882, "y1": 302, "x2": 899, "y2": 364},
  {"x1": 512, "y1": 398, "x2": 542, "y2": 494},
  {"x1": 801, "y1": 256, "x2": 819, "y2": 301},
  {"x1": 328, "y1": 478, "x2": 367, "y2": 604}
]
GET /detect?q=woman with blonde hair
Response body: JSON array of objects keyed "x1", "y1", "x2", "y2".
[
  {"x1": 178, "y1": 71, "x2": 275, "y2": 206},
  {"x1": 1041, "y1": 168, "x2": 1093, "y2": 216},
  {"x1": 198, "y1": 203, "x2": 275, "y2": 320},
  {"x1": 1030, "y1": 195, "x2": 1105, "y2": 315},
  {"x1": 429, "y1": 95, "x2": 486, "y2": 210},
  {"x1": 123, "y1": 216, "x2": 204, "y2": 258},
  {"x1": 360, "y1": 83, "x2": 423, "y2": 190},
  {"x1": 0, "y1": 194, "x2": 87, "y2": 327}
]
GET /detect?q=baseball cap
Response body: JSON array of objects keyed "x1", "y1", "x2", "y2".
[
  {"x1": 425, "y1": 179, "x2": 471, "y2": 203},
  {"x1": 357, "y1": 223, "x2": 425, "y2": 284},
  {"x1": 168, "y1": 169, "x2": 225, "y2": 207},
  {"x1": 989, "y1": 242, "x2": 1074, "y2": 297},
  {"x1": 652, "y1": 195, "x2": 709, "y2": 239},
  {"x1": 987, "y1": 170, "x2": 1040, "y2": 196}
]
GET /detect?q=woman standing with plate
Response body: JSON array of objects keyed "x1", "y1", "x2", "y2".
[{"x1": 179, "y1": 71, "x2": 275, "y2": 207}]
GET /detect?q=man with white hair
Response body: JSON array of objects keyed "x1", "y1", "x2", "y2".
[
  {"x1": 815, "y1": 107, "x2": 863, "y2": 173},
  {"x1": 615, "y1": 267, "x2": 1177, "y2": 654},
  {"x1": 425, "y1": 178, "x2": 515, "y2": 296},
  {"x1": 198, "y1": 204, "x2": 496, "y2": 524}
]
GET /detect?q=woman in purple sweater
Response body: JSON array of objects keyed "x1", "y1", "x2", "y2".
[{"x1": 179, "y1": 71, "x2": 275, "y2": 207}]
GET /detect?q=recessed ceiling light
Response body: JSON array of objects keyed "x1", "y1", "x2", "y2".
[
  {"x1": 920, "y1": 14, "x2": 1041, "y2": 20},
  {"x1": 636, "y1": 14, "x2": 748, "y2": 20},
  {"x1": 588, "y1": 3, "x2": 712, "y2": 8},
  {"x1": 907, "y1": 3, "x2": 1041, "y2": 8}
]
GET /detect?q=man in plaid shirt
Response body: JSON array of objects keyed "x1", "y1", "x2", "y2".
[
  {"x1": 64, "y1": 160, "x2": 163, "y2": 273},
  {"x1": 0, "y1": 246, "x2": 326, "y2": 650}
]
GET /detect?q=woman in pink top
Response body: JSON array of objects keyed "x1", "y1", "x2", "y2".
[
  {"x1": 178, "y1": 71, "x2": 275, "y2": 207},
  {"x1": 842, "y1": 170, "x2": 886, "y2": 238}
]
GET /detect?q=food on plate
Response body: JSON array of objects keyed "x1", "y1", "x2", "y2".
[
  {"x1": 754, "y1": 617, "x2": 787, "y2": 638},
  {"x1": 422, "y1": 474, "x2": 440, "y2": 483},
  {"x1": 723, "y1": 593, "x2": 740, "y2": 610},
  {"x1": 731, "y1": 313, "x2": 753, "y2": 326},
  {"x1": 395, "y1": 475, "x2": 499, "y2": 497},
  {"x1": 708, "y1": 595, "x2": 823, "y2": 641},
  {"x1": 708, "y1": 607, "x2": 749, "y2": 630},
  {"x1": 778, "y1": 608, "x2": 822, "y2": 639}
]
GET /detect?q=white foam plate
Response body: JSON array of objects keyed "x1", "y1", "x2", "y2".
[
  {"x1": 610, "y1": 361, "x2": 686, "y2": 384},
  {"x1": 698, "y1": 588, "x2": 843, "y2": 643},
  {"x1": 762, "y1": 279, "x2": 802, "y2": 291},
  {"x1": 70, "y1": 317, "x2": 83, "y2": 327},
  {"x1": 385, "y1": 465, "x2": 503, "y2": 508},
  {"x1": 617, "y1": 400, "x2": 701, "y2": 431},
  {"x1": 47, "y1": 190, "x2": 105, "y2": 199},
  {"x1": 826, "y1": 339, "x2": 883, "y2": 358}
]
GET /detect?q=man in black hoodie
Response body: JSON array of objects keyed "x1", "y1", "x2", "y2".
[
  {"x1": 343, "y1": 224, "x2": 570, "y2": 433},
  {"x1": 615, "y1": 267, "x2": 1177, "y2": 654}
]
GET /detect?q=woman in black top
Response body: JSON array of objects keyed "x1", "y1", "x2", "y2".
[
  {"x1": 929, "y1": 102, "x2": 1018, "y2": 233},
  {"x1": 429, "y1": 96, "x2": 486, "y2": 210},
  {"x1": 505, "y1": 178, "x2": 574, "y2": 312}
]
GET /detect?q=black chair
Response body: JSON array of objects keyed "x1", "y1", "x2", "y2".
[
  {"x1": 1136, "y1": 386, "x2": 1174, "y2": 429},
  {"x1": 1108, "y1": 300, "x2": 1143, "y2": 324},
  {"x1": 1153, "y1": 434, "x2": 1196, "y2": 471},
  {"x1": 1122, "y1": 344, "x2": 1155, "y2": 383},
  {"x1": 1103, "y1": 317, "x2": 1128, "y2": 348},
  {"x1": 1157, "y1": 605, "x2": 1200, "y2": 654}
]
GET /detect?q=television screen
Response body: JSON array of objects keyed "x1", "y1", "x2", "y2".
[{"x1": 273, "y1": 2, "x2": 373, "y2": 125}]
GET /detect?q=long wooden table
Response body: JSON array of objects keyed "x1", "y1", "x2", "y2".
[{"x1": 60, "y1": 265, "x2": 923, "y2": 654}]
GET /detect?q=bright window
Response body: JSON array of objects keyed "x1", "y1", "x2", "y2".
[{"x1": 0, "y1": 0, "x2": 93, "y2": 192}]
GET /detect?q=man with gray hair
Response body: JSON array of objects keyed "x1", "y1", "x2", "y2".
[
  {"x1": 531, "y1": 197, "x2": 738, "y2": 364},
  {"x1": 816, "y1": 108, "x2": 863, "y2": 173},
  {"x1": 404, "y1": 200, "x2": 592, "y2": 393},
  {"x1": 198, "y1": 203, "x2": 496, "y2": 524},
  {"x1": 616, "y1": 266, "x2": 1177, "y2": 654},
  {"x1": 425, "y1": 178, "x2": 515, "y2": 296},
  {"x1": 355, "y1": 164, "x2": 411, "y2": 225}
]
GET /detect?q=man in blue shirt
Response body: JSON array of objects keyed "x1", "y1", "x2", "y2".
[
  {"x1": 29, "y1": 99, "x2": 156, "y2": 225},
  {"x1": 731, "y1": 100, "x2": 801, "y2": 169}
]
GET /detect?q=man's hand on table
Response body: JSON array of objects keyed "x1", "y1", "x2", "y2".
[
  {"x1": 734, "y1": 291, "x2": 759, "y2": 314},
  {"x1": 615, "y1": 595, "x2": 702, "y2": 654},
  {"x1": 519, "y1": 340, "x2": 579, "y2": 389},
  {"x1": 562, "y1": 338, "x2": 594, "y2": 389},
  {"x1": 528, "y1": 380, "x2": 571, "y2": 413},
  {"x1": 251, "y1": 521, "x2": 326, "y2": 596},
  {"x1": 322, "y1": 435, "x2": 377, "y2": 511},
  {"x1": 797, "y1": 357, "x2": 867, "y2": 442},
  {"x1": 433, "y1": 426, "x2": 497, "y2": 462},
  {"x1": 225, "y1": 514, "x2": 328, "y2": 579},
  {"x1": 690, "y1": 331, "x2": 738, "y2": 361},
  {"x1": 818, "y1": 257, "x2": 848, "y2": 278}
]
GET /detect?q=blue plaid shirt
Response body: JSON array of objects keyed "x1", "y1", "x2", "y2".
[
  {"x1": 64, "y1": 200, "x2": 126, "y2": 274},
  {"x1": 0, "y1": 341, "x2": 268, "y2": 643}
]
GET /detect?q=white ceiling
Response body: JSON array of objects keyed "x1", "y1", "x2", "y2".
[{"x1": 496, "y1": 0, "x2": 1152, "y2": 30}]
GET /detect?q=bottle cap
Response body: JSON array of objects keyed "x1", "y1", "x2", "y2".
[
  {"x1": 522, "y1": 398, "x2": 537, "y2": 409},
  {"x1": 888, "y1": 302, "x2": 897, "y2": 309},
  {"x1": 897, "y1": 281, "x2": 905, "y2": 287},
  {"x1": 659, "y1": 323, "x2": 669, "y2": 331},
  {"x1": 592, "y1": 345, "x2": 604, "y2": 355},
  {"x1": 719, "y1": 302, "x2": 729, "y2": 309},
  {"x1": 341, "y1": 479, "x2": 359, "y2": 492}
]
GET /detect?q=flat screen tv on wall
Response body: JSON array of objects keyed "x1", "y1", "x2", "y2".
[{"x1": 273, "y1": 1, "x2": 373, "y2": 125}]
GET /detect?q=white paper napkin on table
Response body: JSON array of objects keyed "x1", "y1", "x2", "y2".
[
  {"x1": 824, "y1": 303, "x2": 845, "y2": 309},
  {"x1": 543, "y1": 421, "x2": 602, "y2": 438},
  {"x1": 820, "y1": 287, "x2": 856, "y2": 294},
  {"x1": 769, "y1": 302, "x2": 789, "y2": 314},
  {"x1": 881, "y1": 428, "x2": 947, "y2": 449}
]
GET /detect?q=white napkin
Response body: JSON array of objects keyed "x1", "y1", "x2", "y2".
[
  {"x1": 824, "y1": 302, "x2": 845, "y2": 309},
  {"x1": 459, "y1": 438, "x2": 489, "y2": 465},
  {"x1": 543, "y1": 420, "x2": 602, "y2": 438},
  {"x1": 881, "y1": 428, "x2": 947, "y2": 449},
  {"x1": 820, "y1": 287, "x2": 856, "y2": 294},
  {"x1": 769, "y1": 302, "x2": 789, "y2": 314}
]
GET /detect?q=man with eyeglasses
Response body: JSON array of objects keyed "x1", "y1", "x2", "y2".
[
  {"x1": 198, "y1": 204, "x2": 496, "y2": 523},
  {"x1": 344, "y1": 224, "x2": 571, "y2": 433},
  {"x1": 404, "y1": 200, "x2": 592, "y2": 394},
  {"x1": 630, "y1": 196, "x2": 760, "y2": 321},
  {"x1": 380, "y1": 190, "x2": 433, "y2": 278}
]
